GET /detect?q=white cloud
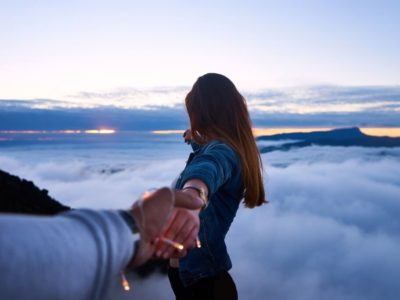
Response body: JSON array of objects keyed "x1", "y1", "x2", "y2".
[
  {"x1": 228, "y1": 150, "x2": 400, "y2": 300},
  {"x1": 2, "y1": 85, "x2": 399, "y2": 115},
  {"x1": 1, "y1": 145, "x2": 399, "y2": 299},
  {"x1": 245, "y1": 85, "x2": 400, "y2": 115}
]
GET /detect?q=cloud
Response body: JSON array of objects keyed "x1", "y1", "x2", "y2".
[
  {"x1": 0, "y1": 142, "x2": 400, "y2": 300},
  {"x1": 1, "y1": 145, "x2": 400, "y2": 299},
  {"x1": 245, "y1": 85, "x2": 400, "y2": 126},
  {"x1": 0, "y1": 107, "x2": 188, "y2": 130},
  {"x1": 0, "y1": 155, "x2": 187, "y2": 209},
  {"x1": 1, "y1": 85, "x2": 400, "y2": 129},
  {"x1": 227, "y1": 147, "x2": 400, "y2": 299}
]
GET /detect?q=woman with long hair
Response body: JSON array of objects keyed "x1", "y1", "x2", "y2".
[{"x1": 156, "y1": 73, "x2": 266, "y2": 299}]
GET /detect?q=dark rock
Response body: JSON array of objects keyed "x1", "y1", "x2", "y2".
[{"x1": 0, "y1": 169, "x2": 70, "y2": 215}]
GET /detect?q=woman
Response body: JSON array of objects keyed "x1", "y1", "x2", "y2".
[{"x1": 157, "y1": 73, "x2": 266, "y2": 299}]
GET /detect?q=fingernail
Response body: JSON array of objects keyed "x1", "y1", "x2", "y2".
[
  {"x1": 156, "y1": 250, "x2": 162, "y2": 257},
  {"x1": 163, "y1": 252, "x2": 169, "y2": 259}
]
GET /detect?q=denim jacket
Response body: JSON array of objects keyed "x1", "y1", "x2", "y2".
[{"x1": 175, "y1": 140, "x2": 243, "y2": 287}]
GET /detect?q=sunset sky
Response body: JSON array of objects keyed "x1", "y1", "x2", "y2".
[{"x1": 1, "y1": 0, "x2": 399, "y2": 101}]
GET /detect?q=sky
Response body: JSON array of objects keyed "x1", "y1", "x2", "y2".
[{"x1": 1, "y1": 0, "x2": 400, "y2": 100}]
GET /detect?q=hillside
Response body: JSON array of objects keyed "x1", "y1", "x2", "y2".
[{"x1": 257, "y1": 127, "x2": 400, "y2": 153}]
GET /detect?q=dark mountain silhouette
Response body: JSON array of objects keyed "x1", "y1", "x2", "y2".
[
  {"x1": 0, "y1": 169, "x2": 70, "y2": 214},
  {"x1": 257, "y1": 127, "x2": 400, "y2": 153}
]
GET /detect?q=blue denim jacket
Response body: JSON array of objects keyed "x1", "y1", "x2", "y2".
[{"x1": 175, "y1": 140, "x2": 243, "y2": 287}]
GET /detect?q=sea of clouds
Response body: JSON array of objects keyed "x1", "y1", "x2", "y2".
[{"x1": 1, "y1": 144, "x2": 399, "y2": 300}]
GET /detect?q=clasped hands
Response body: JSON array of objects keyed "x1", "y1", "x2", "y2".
[{"x1": 128, "y1": 187, "x2": 202, "y2": 267}]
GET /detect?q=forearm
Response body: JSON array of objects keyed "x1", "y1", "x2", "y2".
[
  {"x1": 182, "y1": 179, "x2": 208, "y2": 209},
  {"x1": 0, "y1": 210, "x2": 135, "y2": 300}
]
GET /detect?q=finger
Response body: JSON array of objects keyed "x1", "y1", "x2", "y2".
[
  {"x1": 172, "y1": 218, "x2": 195, "y2": 245},
  {"x1": 161, "y1": 220, "x2": 188, "y2": 256},
  {"x1": 174, "y1": 191, "x2": 203, "y2": 210},
  {"x1": 154, "y1": 237, "x2": 179, "y2": 258},
  {"x1": 156, "y1": 211, "x2": 186, "y2": 256},
  {"x1": 153, "y1": 210, "x2": 177, "y2": 256},
  {"x1": 174, "y1": 221, "x2": 197, "y2": 250},
  {"x1": 181, "y1": 225, "x2": 199, "y2": 250},
  {"x1": 161, "y1": 218, "x2": 193, "y2": 259}
]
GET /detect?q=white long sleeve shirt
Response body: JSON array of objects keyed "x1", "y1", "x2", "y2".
[{"x1": 0, "y1": 209, "x2": 137, "y2": 300}]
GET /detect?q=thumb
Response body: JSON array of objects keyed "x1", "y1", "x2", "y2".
[{"x1": 174, "y1": 190, "x2": 204, "y2": 210}]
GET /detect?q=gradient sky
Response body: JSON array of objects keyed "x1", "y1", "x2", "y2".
[{"x1": 1, "y1": 0, "x2": 399, "y2": 100}]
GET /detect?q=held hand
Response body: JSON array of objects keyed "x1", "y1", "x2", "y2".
[
  {"x1": 131, "y1": 188, "x2": 203, "y2": 242},
  {"x1": 129, "y1": 188, "x2": 203, "y2": 267},
  {"x1": 154, "y1": 207, "x2": 200, "y2": 259}
]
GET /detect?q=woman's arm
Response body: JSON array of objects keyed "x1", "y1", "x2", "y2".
[{"x1": 155, "y1": 142, "x2": 237, "y2": 259}]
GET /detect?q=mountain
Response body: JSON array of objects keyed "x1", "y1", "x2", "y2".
[
  {"x1": 0, "y1": 169, "x2": 70, "y2": 214},
  {"x1": 257, "y1": 127, "x2": 400, "y2": 153}
]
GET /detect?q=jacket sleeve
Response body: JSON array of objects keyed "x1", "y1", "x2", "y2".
[
  {"x1": 0, "y1": 209, "x2": 136, "y2": 300},
  {"x1": 180, "y1": 143, "x2": 238, "y2": 197}
]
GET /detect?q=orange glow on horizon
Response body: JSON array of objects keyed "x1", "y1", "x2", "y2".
[
  {"x1": 0, "y1": 129, "x2": 116, "y2": 135},
  {"x1": 252, "y1": 127, "x2": 333, "y2": 137},
  {"x1": 0, "y1": 130, "x2": 48, "y2": 134},
  {"x1": 360, "y1": 128, "x2": 400, "y2": 138},
  {"x1": 84, "y1": 129, "x2": 116, "y2": 134},
  {"x1": 63, "y1": 130, "x2": 82, "y2": 134},
  {"x1": 152, "y1": 127, "x2": 400, "y2": 138},
  {"x1": 1, "y1": 128, "x2": 400, "y2": 137},
  {"x1": 152, "y1": 130, "x2": 185, "y2": 135}
]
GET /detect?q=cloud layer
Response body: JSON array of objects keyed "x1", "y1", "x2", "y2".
[
  {"x1": 1, "y1": 145, "x2": 399, "y2": 299},
  {"x1": 1, "y1": 85, "x2": 400, "y2": 129}
]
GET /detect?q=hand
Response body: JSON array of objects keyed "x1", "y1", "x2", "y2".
[
  {"x1": 154, "y1": 206, "x2": 200, "y2": 259},
  {"x1": 129, "y1": 188, "x2": 203, "y2": 266},
  {"x1": 183, "y1": 129, "x2": 192, "y2": 144}
]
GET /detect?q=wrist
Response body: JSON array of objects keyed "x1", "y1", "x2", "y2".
[
  {"x1": 118, "y1": 210, "x2": 141, "y2": 270},
  {"x1": 119, "y1": 210, "x2": 140, "y2": 234},
  {"x1": 181, "y1": 186, "x2": 208, "y2": 210}
]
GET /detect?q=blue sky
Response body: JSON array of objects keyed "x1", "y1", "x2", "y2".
[{"x1": 1, "y1": 0, "x2": 399, "y2": 100}]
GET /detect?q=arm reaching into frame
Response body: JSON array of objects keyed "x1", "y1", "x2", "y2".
[{"x1": 0, "y1": 187, "x2": 203, "y2": 300}]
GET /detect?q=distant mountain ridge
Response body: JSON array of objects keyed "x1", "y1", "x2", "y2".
[{"x1": 257, "y1": 127, "x2": 400, "y2": 153}]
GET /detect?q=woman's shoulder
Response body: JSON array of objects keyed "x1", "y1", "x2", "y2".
[
  {"x1": 202, "y1": 140, "x2": 238, "y2": 161},
  {"x1": 203, "y1": 139, "x2": 231, "y2": 151}
]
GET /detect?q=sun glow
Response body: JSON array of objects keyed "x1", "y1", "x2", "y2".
[
  {"x1": 0, "y1": 129, "x2": 116, "y2": 135},
  {"x1": 152, "y1": 130, "x2": 185, "y2": 135},
  {"x1": 360, "y1": 128, "x2": 400, "y2": 138},
  {"x1": 253, "y1": 127, "x2": 400, "y2": 137},
  {"x1": 84, "y1": 129, "x2": 116, "y2": 134},
  {"x1": 252, "y1": 127, "x2": 333, "y2": 137}
]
